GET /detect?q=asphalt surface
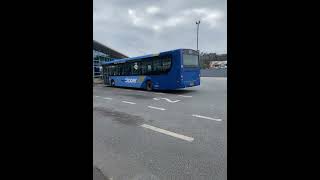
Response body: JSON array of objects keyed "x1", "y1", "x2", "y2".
[
  {"x1": 93, "y1": 77, "x2": 227, "y2": 180},
  {"x1": 94, "y1": 166, "x2": 109, "y2": 180},
  {"x1": 201, "y1": 69, "x2": 227, "y2": 77}
]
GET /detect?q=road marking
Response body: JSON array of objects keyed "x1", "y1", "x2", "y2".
[
  {"x1": 152, "y1": 97, "x2": 180, "y2": 103},
  {"x1": 121, "y1": 101, "x2": 136, "y2": 104},
  {"x1": 103, "y1": 97, "x2": 112, "y2": 100},
  {"x1": 95, "y1": 96, "x2": 100, "y2": 98},
  {"x1": 147, "y1": 106, "x2": 166, "y2": 111},
  {"x1": 161, "y1": 98, "x2": 180, "y2": 103},
  {"x1": 126, "y1": 89, "x2": 132, "y2": 91},
  {"x1": 140, "y1": 124, "x2": 194, "y2": 142},
  {"x1": 192, "y1": 114, "x2": 222, "y2": 121},
  {"x1": 178, "y1": 95, "x2": 193, "y2": 98}
]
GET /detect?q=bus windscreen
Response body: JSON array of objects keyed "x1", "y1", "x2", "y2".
[{"x1": 183, "y1": 54, "x2": 199, "y2": 67}]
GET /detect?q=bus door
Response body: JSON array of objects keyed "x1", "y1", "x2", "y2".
[{"x1": 103, "y1": 66, "x2": 110, "y2": 85}]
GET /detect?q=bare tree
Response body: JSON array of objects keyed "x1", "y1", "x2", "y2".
[{"x1": 199, "y1": 52, "x2": 227, "y2": 69}]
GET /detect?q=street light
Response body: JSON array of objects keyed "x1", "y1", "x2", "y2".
[
  {"x1": 196, "y1": 20, "x2": 201, "y2": 67},
  {"x1": 196, "y1": 20, "x2": 200, "y2": 51}
]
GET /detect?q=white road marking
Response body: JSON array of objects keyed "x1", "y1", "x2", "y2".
[
  {"x1": 161, "y1": 98, "x2": 180, "y2": 103},
  {"x1": 126, "y1": 89, "x2": 132, "y2": 92},
  {"x1": 121, "y1": 101, "x2": 136, "y2": 104},
  {"x1": 192, "y1": 114, "x2": 222, "y2": 121},
  {"x1": 147, "y1": 106, "x2": 166, "y2": 111},
  {"x1": 95, "y1": 96, "x2": 100, "y2": 98},
  {"x1": 140, "y1": 124, "x2": 194, "y2": 142},
  {"x1": 178, "y1": 95, "x2": 193, "y2": 98},
  {"x1": 103, "y1": 97, "x2": 112, "y2": 100},
  {"x1": 152, "y1": 97, "x2": 180, "y2": 103}
]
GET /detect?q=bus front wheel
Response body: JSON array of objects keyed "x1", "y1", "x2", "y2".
[{"x1": 146, "y1": 80, "x2": 152, "y2": 91}]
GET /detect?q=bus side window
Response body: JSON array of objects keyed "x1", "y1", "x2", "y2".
[
  {"x1": 124, "y1": 63, "x2": 130, "y2": 76},
  {"x1": 123, "y1": 64, "x2": 127, "y2": 76},
  {"x1": 146, "y1": 59, "x2": 152, "y2": 75},
  {"x1": 131, "y1": 61, "x2": 141, "y2": 75},
  {"x1": 119, "y1": 64, "x2": 124, "y2": 76},
  {"x1": 152, "y1": 58, "x2": 162, "y2": 74},
  {"x1": 118, "y1": 64, "x2": 121, "y2": 76},
  {"x1": 141, "y1": 60, "x2": 146, "y2": 75},
  {"x1": 113, "y1": 65, "x2": 117, "y2": 76},
  {"x1": 119, "y1": 64, "x2": 123, "y2": 76},
  {"x1": 162, "y1": 57, "x2": 172, "y2": 72},
  {"x1": 108, "y1": 66, "x2": 112, "y2": 76},
  {"x1": 116, "y1": 64, "x2": 120, "y2": 76},
  {"x1": 141, "y1": 59, "x2": 152, "y2": 75}
]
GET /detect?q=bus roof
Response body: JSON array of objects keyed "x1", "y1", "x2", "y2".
[{"x1": 101, "y1": 49, "x2": 187, "y2": 65}]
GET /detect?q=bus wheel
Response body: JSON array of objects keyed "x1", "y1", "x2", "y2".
[
  {"x1": 111, "y1": 80, "x2": 115, "y2": 87},
  {"x1": 146, "y1": 80, "x2": 152, "y2": 91}
]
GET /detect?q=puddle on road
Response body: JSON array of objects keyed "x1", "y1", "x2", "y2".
[{"x1": 94, "y1": 107, "x2": 145, "y2": 126}]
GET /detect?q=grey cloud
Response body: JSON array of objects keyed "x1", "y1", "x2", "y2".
[{"x1": 94, "y1": 0, "x2": 226, "y2": 57}]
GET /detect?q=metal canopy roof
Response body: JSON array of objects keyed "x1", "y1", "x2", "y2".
[{"x1": 93, "y1": 40, "x2": 128, "y2": 59}]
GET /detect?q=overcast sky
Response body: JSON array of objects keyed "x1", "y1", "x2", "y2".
[{"x1": 93, "y1": 0, "x2": 226, "y2": 57}]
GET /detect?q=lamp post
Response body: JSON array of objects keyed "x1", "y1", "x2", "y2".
[
  {"x1": 196, "y1": 20, "x2": 201, "y2": 67},
  {"x1": 196, "y1": 20, "x2": 200, "y2": 51}
]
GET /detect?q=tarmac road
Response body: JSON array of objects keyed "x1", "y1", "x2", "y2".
[{"x1": 93, "y1": 77, "x2": 227, "y2": 180}]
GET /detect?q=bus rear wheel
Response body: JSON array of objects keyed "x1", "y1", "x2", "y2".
[{"x1": 146, "y1": 81, "x2": 152, "y2": 91}]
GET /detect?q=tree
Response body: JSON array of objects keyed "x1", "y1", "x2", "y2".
[{"x1": 199, "y1": 52, "x2": 227, "y2": 69}]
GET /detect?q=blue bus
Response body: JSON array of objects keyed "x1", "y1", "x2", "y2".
[{"x1": 101, "y1": 49, "x2": 200, "y2": 90}]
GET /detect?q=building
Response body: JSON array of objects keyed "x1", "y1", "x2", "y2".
[
  {"x1": 199, "y1": 53, "x2": 227, "y2": 69},
  {"x1": 209, "y1": 61, "x2": 227, "y2": 69},
  {"x1": 93, "y1": 40, "x2": 128, "y2": 78}
]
